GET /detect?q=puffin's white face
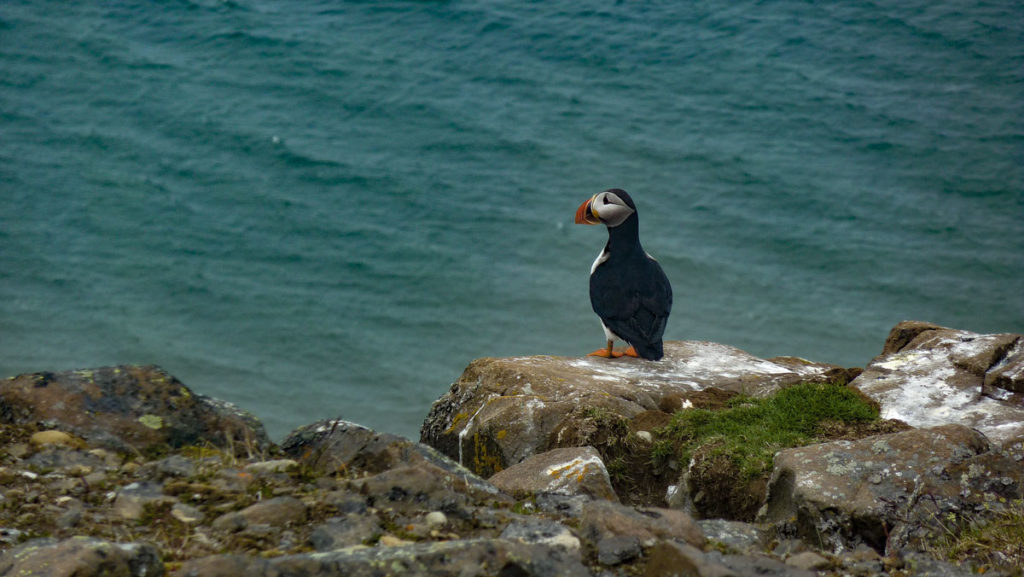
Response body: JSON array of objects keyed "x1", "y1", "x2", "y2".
[{"x1": 576, "y1": 190, "x2": 635, "y2": 228}]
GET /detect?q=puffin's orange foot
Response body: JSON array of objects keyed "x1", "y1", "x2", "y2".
[
  {"x1": 623, "y1": 346, "x2": 639, "y2": 358},
  {"x1": 587, "y1": 348, "x2": 624, "y2": 358}
]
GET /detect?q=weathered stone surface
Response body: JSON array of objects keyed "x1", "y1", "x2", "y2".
[
  {"x1": 643, "y1": 540, "x2": 732, "y2": 577},
  {"x1": 0, "y1": 365, "x2": 270, "y2": 455},
  {"x1": 421, "y1": 341, "x2": 839, "y2": 477},
  {"x1": 113, "y1": 481, "x2": 176, "y2": 521},
  {"x1": 697, "y1": 519, "x2": 769, "y2": 554},
  {"x1": 499, "y1": 517, "x2": 582, "y2": 555},
  {"x1": 308, "y1": 514, "x2": 382, "y2": 551},
  {"x1": 579, "y1": 499, "x2": 706, "y2": 548},
  {"x1": 853, "y1": 322, "x2": 1024, "y2": 442},
  {"x1": 488, "y1": 446, "x2": 618, "y2": 501},
  {"x1": 281, "y1": 419, "x2": 508, "y2": 512},
  {"x1": 175, "y1": 538, "x2": 591, "y2": 577},
  {"x1": 785, "y1": 551, "x2": 830, "y2": 571},
  {"x1": 212, "y1": 496, "x2": 307, "y2": 532},
  {"x1": 704, "y1": 549, "x2": 818, "y2": 577},
  {"x1": 758, "y1": 424, "x2": 1023, "y2": 554},
  {"x1": 644, "y1": 540, "x2": 818, "y2": 577},
  {"x1": 0, "y1": 536, "x2": 163, "y2": 577}
]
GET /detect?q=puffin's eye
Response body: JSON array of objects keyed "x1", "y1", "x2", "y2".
[{"x1": 602, "y1": 196, "x2": 611, "y2": 205}]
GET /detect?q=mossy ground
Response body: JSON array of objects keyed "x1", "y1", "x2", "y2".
[{"x1": 557, "y1": 382, "x2": 911, "y2": 518}]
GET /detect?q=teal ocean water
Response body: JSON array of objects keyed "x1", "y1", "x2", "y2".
[{"x1": 2, "y1": 1, "x2": 1022, "y2": 440}]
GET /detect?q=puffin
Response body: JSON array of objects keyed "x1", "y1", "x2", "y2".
[{"x1": 574, "y1": 189, "x2": 672, "y2": 360}]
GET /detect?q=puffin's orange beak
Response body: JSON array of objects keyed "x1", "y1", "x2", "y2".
[{"x1": 574, "y1": 195, "x2": 601, "y2": 225}]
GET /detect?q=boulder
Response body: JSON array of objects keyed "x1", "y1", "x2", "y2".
[
  {"x1": 644, "y1": 540, "x2": 818, "y2": 577},
  {"x1": 211, "y1": 496, "x2": 308, "y2": 532},
  {"x1": 0, "y1": 365, "x2": 270, "y2": 455},
  {"x1": 0, "y1": 536, "x2": 163, "y2": 577},
  {"x1": 852, "y1": 322, "x2": 1024, "y2": 443},
  {"x1": 174, "y1": 538, "x2": 591, "y2": 577},
  {"x1": 420, "y1": 341, "x2": 840, "y2": 478},
  {"x1": 488, "y1": 446, "x2": 618, "y2": 501},
  {"x1": 308, "y1": 514, "x2": 382, "y2": 551},
  {"x1": 281, "y1": 419, "x2": 509, "y2": 512},
  {"x1": 578, "y1": 499, "x2": 706, "y2": 549},
  {"x1": 758, "y1": 424, "x2": 1023, "y2": 554}
]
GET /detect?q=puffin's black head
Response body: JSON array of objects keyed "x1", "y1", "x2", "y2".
[{"x1": 574, "y1": 188, "x2": 637, "y2": 228}]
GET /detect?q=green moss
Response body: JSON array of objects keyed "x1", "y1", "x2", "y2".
[{"x1": 659, "y1": 382, "x2": 880, "y2": 481}]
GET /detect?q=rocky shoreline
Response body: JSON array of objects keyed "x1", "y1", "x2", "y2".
[{"x1": 1, "y1": 321, "x2": 1021, "y2": 576}]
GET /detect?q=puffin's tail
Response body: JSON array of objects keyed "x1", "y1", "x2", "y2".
[{"x1": 632, "y1": 340, "x2": 664, "y2": 361}]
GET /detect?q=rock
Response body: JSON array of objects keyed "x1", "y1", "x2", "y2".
[
  {"x1": 424, "y1": 510, "x2": 447, "y2": 527},
  {"x1": 30, "y1": 430, "x2": 80, "y2": 448},
  {"x1": 0, "y1": 536, "x2": 163, "y2": 577},
  {"x1": 643, "y1": 541, "x2": 735, "y2": 577},
  {"x1": 176, "y1": 538, "x2": 592, "y2": 577},
  {"x1": 212, "y1": 496, "x2": 307, "y2": 532},
  {"x1": 758, "y1": 424, "x2": 1023, "y2": 554},
  {"x1": 308, "y1": 514, "x2": 382, "y2": 551},
  {"x1": 579, "y1": 499, "x2": 706, "y2": 548},
  {"x1": 142, "y1": 454, "x2": 198, "y2": 480},
  {"x1": 697, "y1": 519, "x2": 768, "y2": 554},
  {"x1": 704, "y1": 549, "x2": 818, "y2": 577},
  {"x1": 853, "y1": 321, "x2": 1024, "y2": 442},
  {"x1": 499, "y1": 517, "x2": 581, "y2": 555},
  {"x1": 171, "y1": 503, "x2": 204, "y2": 524},
  {"x1": 0, "y1": 365, "x2": 270, "y2": 455},
  {"x1": 488, "y1": 446, "x2": 618, "y2": 501},
  {"x1": 25, "y1": 446, "x2": 108, "y2": 473},
  {"x1": 896, "y1": 551, "x2": 980, "y2": 577},
  {"x1": 245, "y1": 459, "x2": 298, "y2": 474},
  {"x1": 113, "y1": 481, "x2": 176, "y2": 521},
  {"x1": 785, "y1": 551, "x2": 830, "y2": 571},
  {"x1": 282, "y1": 419, "x2": 507, "y2": 512},
  {"x1": 595, "y1": 535, "x2": 641, "y2": 566},
  {"x1": 420, "y1": 342, "x2": 840, "y2": 478}
]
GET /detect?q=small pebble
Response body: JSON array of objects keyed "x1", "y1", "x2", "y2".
[
  {"x1": 425, "y1": 511, "x2": 447, "y2": 527},
  {"x1": 378, "y1": 535, "x2": 413, "y2": 547},
  {"x1": 30, "y1": 430, "x2": 77, "y2": 448},
  {"x1": 245, "y1": 459, "x2": 298, "y2": 474},
  {"x1": 172, "y1": 503, "x2": 204, "y2": 524}
]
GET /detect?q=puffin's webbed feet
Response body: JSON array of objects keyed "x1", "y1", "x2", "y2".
[{"x1": 587, "y1": 341, "x2": 639, "y2": 358}]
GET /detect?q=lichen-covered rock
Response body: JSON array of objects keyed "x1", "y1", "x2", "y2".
[
  {"x1": 499, "y1": 517, "x2": 582, "y2": 555},
  {"x1": 758, "y1": 424, "x2": 1023, "y2": 554},
  {"x1": 0, "y1": 365, "x2": 270, "y2": 455},
  {"x1": 0, "y1": 536, "x2": 163, "y2": 577},
  {"x1": 282, "y1": 419, "x2": 509, "y2": 512},
  {"x1": 853, "y1": 321, "x2": 1024, "y2": 442},
  {"x1": 421, "y1": 341, "x2": 840, "y2": 478},
  {"x1": 174, "y1": 538, "x2": 592, "y2": 577},
  {"x1": 488, "y1": 446, "x2": 618, "y2": 502}
]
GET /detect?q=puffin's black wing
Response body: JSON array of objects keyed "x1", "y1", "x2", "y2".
[{"x1": 590, "y1": 254, "x2": 672, "y2": 360}]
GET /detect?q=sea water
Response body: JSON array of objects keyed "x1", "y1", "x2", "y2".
[{"x1": 2, "y1": 0, "x2": 1021, "y2": 440}]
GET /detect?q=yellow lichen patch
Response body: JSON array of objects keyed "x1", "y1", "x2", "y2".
[
  {"x1": 576, "y1": 463, "x2": 590, "y2": 483},
  {"x1": 444, "y1": 412, "x2": 470, "y2": 435},
  {"x1": 496, "y1": 429, "x2": 508, "y2": 440},
  {"x1": 472, "y1": 432, "x2": 503, "y2": 477},
  {"x1": 548, "y1": 459, "x2": 585, "y2": 479},
  {"x1": 138, "y1": 414, "x2": 164, "y2": 429}
]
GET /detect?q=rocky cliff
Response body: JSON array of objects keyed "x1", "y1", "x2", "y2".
[{"x1": 0, "y1": 321, "x2": 1021, "y2": 577}]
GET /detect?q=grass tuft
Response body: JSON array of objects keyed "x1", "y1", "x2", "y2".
[
  {"x1": 659, "y1": 382, "x2": 880, "y2": 480},
  {"x1": 928, "y1": 499, "x2": 1024, "y2": 576}
]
